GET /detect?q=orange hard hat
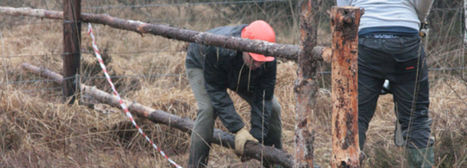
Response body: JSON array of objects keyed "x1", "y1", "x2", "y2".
[{"x1": 241, "y1": 20, "x2": 276, "y2": 62}]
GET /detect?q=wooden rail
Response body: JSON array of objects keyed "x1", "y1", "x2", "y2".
[
  {"x1": 21, "y1": 63, "x2": 295, "y2": 167},
  {"x1": 0, "y1": 6, "x2": 330, "y2": 61}
]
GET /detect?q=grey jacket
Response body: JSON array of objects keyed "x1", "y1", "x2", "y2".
[{"x1": 336, "y1": 0, "x2": 434, "y2": 30}]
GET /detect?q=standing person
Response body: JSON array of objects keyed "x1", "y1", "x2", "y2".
[
  {"x1": 185, "y1": 20, "x2": 282, "y2": 168},
  {"x1": 336, "y1": 0, "x2": 435, "y2": 167}
]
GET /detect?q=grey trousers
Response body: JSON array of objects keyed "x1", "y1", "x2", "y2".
[
  {"x1": 186, "y1": 68, "x2": 283, "y2": 168},
  {"x1": 358, "y1": 34, "x2": 434, "y2": 150}
]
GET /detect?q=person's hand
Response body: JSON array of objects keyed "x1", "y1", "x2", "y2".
[{"x1": 234, "y1": 127, "x2": 258, "y2": 156}]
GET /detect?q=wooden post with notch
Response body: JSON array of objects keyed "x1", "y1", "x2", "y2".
[
  {"x1": 294, "y1": 0, "x2": 322, "y2": 167},
  {"x1": 330, "y1": 6, "x2": 362, "y2": 168},
  {"x1": 63, "y1": 0, "x2": 81, "y2": 103}
]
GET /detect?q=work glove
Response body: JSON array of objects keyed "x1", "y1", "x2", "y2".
[{"x1": 234, "y1": 127, "x2": 258, "y2": 156}]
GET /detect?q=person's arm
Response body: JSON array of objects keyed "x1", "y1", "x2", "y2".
[
  {"x1": 204, "y1": 47, "x2": 245, "y2": 133},
  {"x1": 336, "y1": 0, "x2": 352, "y2": 6},
  {"x1": 248, "y1": 61, "x2": 276, "y2": 141},
  {"x1": 411, "y1": 0, "x2": 434, "y2": 22}
]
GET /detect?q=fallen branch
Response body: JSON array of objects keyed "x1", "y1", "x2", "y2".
[
  {"x1": 20, "y1": 63, "x2": 294, "y2": 167},
  {"x1": 0, "y1": 6, "x2": 330, "y2": 61}
]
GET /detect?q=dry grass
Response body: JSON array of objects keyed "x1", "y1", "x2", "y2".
[{"x1": 1, "y1": 0, "x2": 466, "y2": 167}]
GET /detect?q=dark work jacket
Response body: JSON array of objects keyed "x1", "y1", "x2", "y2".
[{"x1": 185, "y1": 25, "x2": 277, "y2": 141}]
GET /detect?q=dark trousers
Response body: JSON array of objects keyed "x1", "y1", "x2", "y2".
[
  {"x1": 186, "y1": 68, "x2": 283, "y2": 168},
  {"x1": 358, "y1": 34, "x2": 434, "y2": 149}
]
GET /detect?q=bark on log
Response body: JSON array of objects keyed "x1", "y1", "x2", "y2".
[
  {"x1": 20, "y1": 63, "x2": 294, "y2": 167},
  {"x1": 330, "y1": 7, "x2": 361, "y2": 168},
  {"x1": 294, "y1": 0, "x2": 322, "y2": 167},
  {"x1": 0, "y1": 6, "x2": 330, "y2": 61}
]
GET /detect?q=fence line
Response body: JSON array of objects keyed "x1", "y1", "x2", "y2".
[
  {"x1": 0, "y1": 2, "x2": 465, "y2": 167},
  {"x1": 431, "y1": 7, "x2": 464, "y2": 11},
  {"x1": 82, "y1": 1, "x2": 463, "y2": 10},
  {"x1": 4, "y1": 15, "x2": 295, "y2": 27},
  {"x1": 3, "y1": 7, "x2": 460, "y2": 26},
  {"x1": 11, "y1": 85, "x2": 467, "y2": 101},
  {"x1": 3, "y1": 73, "x2": 184, "y2": 85},
  {"x1": 0, "y1": 6, "x2": 324, "y2": 60},
  {"x1": 2, "y1": 63, "x2": 464, "y2": 84},
  {"x1": 3, "y1": 1, "x2": 460, "y2": 11},
  {"x1": 0, "y1": 50, "x2": 187, "y2": 58},
  {"x1": 83, "y1": 0, "x2": 289, "y2": 10}
]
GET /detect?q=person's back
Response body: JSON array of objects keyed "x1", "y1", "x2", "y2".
[
  {"x1": 185, "y1": 24, "x2": 246, "y2": 69},
  {"x1": 337, "y1": 0, "x2": 435, "y2": 167}
]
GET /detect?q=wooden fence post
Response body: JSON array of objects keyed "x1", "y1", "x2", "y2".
[
  {"x1": 464, "y1": 0, "x2": 466, "y2": 44},
  {"x1": 294, "y1": 0, "x2": 322, "y2": 167},
  {"x1": 62, "y1": 0, "x2": 81, "y2": 103},
  {"x1": 330, "y1": 6, "x2": 362, "y2": 168}
]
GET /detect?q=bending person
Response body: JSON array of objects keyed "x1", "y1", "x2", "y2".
[{"x1": 185, "y1": 20, "x2": 282, "y2": 168}]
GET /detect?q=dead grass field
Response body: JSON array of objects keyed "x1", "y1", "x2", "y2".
[{"x1": 1, "y1": 1, "x2": 466, "y2": 167}]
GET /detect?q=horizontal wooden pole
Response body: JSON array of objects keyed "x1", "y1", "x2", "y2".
[
  {"x1": 20, "y1": 63, "x2": 294, "y2": 167},
  {"x1": 0, "y1": 6, "x2": 330, "y2": 61}
]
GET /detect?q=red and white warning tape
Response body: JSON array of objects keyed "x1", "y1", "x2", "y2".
[{"x1": 87, "y1": 23, "x2": 183, "y2": 168}]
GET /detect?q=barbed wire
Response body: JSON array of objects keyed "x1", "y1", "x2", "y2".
[
  {"x1": 3, "y1": 65, "x2": 464, "y2": 87},
  {"x1": 3, "y1": 14, "x2": 296, "y2": 28},
  {"x1": 13, "y1": 84, "x2": 467, "y2": 100},
  {"x1": 82, "y1": 1, "x2": 465, "y2": 11},
  {"x1": 2, "y1": 73, "x2": 184, "y2": 85},
  {"x1": 0, "y1": 49, "x2": 187, "y2": 58},
  {"x1": 431, "y1": 7, "x2": 464, "y2": 11},
  {"x1": 21, "y1": 86, "x2": 62, "y2": 94},
  {"x1": 1, "y1": 6, "x2": 460, "y2": 32},
  {"x1": 1, "y1": 3, "x2": 464, "y2": 92},
  {"x1": 83, "y1": 0, "x2": 289, "y2": 10}
]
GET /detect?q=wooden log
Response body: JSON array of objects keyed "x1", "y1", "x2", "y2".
[
  {"x1": 330, "y1": 6, "x2": 361, "y2": 168},
  {"x1": 294, "y1": 0, "x2": 322, "y2": 167},
  {"x1": 0, "y1": 6, "x2": 330, "y2": 61},
  {"x1": 20, "y1": 63, "x2": 294, "y2": 167},
  {"x1": 62, "y1": 0, "x2": 81, "y2": 103}
]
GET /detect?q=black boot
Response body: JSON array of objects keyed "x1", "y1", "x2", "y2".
[{"x1": 407, "y1": 147, "x2": 434, "y2": 168}]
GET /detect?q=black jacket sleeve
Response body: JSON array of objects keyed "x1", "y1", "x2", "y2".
[
  {"x1": 203, "y1": 47, "x2": 245, "y2": 133},
  {"x1": 248, "y1": 61, "x2": 276, "y2": 141}
]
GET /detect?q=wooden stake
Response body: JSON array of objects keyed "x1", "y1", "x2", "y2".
[
  {"x1": 294, "y1": 0, "x2": 322, "y2": 167},
  {"x1": 330, "y1": 6, "x2": 362, "y2": 168},
  {"x1": 62, "y1": 0, "x2": 81, "y2": 103}
]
